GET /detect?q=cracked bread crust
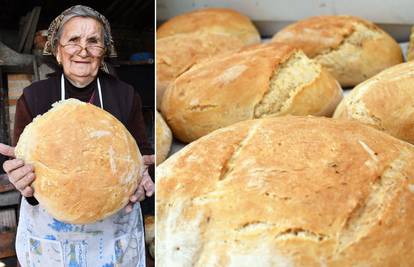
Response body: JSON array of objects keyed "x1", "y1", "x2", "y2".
[
  {"x1": 156, "y1": 116, "x2": 414, "y2": 267},
  {"x1": 334, "y1": 61, "x2": 414, "y2": 144},
  {"x1": 272, "y1": 15, "x2": 403, "y2": 87},
  {"x1": 160, "y1": 42, "x2": 342, "y2": 143},
  {"x1": 15, "y1": 99, "x2": 143, "y2": 224}
]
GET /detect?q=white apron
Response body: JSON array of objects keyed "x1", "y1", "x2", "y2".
[{"x1": 15, "y1": 75, "x2": 146, "y2": 267}]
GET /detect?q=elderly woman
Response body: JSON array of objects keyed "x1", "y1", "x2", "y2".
[{"x1": 0, "y1": 5, "x2": 154, "y2": 267}]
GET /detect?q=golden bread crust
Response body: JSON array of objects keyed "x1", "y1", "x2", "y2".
[
  {"x1": 157, "y1": 8, "x2": 260, "y2": 45},
  {"x1": 15, "y1": 99, "x2": 143, "y2": 224},
  {"x1": 161, "y1": 43, "x2": 342, "y2": 142},
  {"x1": 156, "y1": 116, "x2": 414, "y2": 267},
  {"x1": 272, "y1": 16, "x2": 403, "y2": 87}
]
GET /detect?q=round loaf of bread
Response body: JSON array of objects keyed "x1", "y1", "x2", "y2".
[
  {"x1": 334, "y1": 61, "x2": 414, "y2": 144},
  {"x1": 161, "y1": 42, "x2": 343, "y2": 143},
  {"x1": 15, "y1": 99, "x2": 143, "y2": 224},
  {"x1": 156, "y1": 111, "x2": 172, "y2": 165},
  {"x1": 157, "y1": 8, "x2": 260, "y2": 45},
  {"x1": 156, "y1": 32, "x2": 245, "y2": 108},
  {"x1": 156, "y1": 116, "x2": 414, "y2": 267},
  {"x1": 272, "y1": 15, "x2": 403, "y2": 87}
]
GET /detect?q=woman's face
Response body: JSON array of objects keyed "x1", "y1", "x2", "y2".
[{"x1": 56, "y1": 17, "x2": 105, "y2": 86}]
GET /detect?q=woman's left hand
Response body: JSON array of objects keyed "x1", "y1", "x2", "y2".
[{"x1": 125, "y1": 155, "x2": 155, "y2": 213}]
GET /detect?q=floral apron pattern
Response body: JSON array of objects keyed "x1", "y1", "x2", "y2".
[{"x1": 16, "y1": 198, "x2": 145, "y2": 267}]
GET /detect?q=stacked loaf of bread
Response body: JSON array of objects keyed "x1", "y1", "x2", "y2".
[
  {"x1": 272, "y1": 16, "x2": 403, "y2": 87},
  {"x1": 156, "y1": 116, "x2": 414, "y2": 266},
  {"x1": 157, "y1": 33, "x2": 245, "y2": 107},
  {"x1": 157, "y1": 8, "x2": 261, "y2": 44},
  {"x1": 334, "y1": 61, "x2": 414, "y2": 144},
  {"x1": 156, "y1": 8, "x2": 261, "y2": 107},
  {"x1": 161, "y1": 42, "x2": 342, "y2": 142}
]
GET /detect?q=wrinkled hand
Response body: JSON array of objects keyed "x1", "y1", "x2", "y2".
[
  {"x1": 125, "y1": 155, "x2": 155, "y2": 213},
  {"x1": 0, "y1": 143, "x2": 35, "y2": 197}
]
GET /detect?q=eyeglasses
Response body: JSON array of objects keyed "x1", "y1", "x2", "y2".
[{"x1": 59, "y1": 43, "x2": 106, "y2": 57}]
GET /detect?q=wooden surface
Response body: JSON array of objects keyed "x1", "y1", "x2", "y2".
[
  {"x1": 0, "y1": 66, "x2": 11, "y2": 146},
  {"x1": 0, "y1": 232, "x2": 16, "y2": 258},
  {"x1": 0, "y1": 175, "x2": 19, "y2": 208},
  {"x1": 0, "y1": 175, "x2": 18, "y2": 260},
  {"x1": 0, "y1": 174, "x2": 14, "y2": 193},
  {"x1": 0, "y1": 208, "x2": 16, "y2": 231},
  {"x1": 0, "y1": 191, "x2": 20, "y2": 208}
]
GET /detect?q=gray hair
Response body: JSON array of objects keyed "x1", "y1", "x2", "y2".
[{"x1": 43, "y1": 5, "x2": 117, "y2": 57}]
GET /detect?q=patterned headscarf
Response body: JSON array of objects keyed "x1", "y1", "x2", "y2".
[{"x1": 43, "y1": 5, "x2": 117, "y2": 58}]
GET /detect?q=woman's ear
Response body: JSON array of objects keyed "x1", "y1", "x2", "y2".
[{"x1": 56, "y1": 46, "x2": 61, "y2": 65}]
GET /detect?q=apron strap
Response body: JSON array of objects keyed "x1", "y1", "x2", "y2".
[
  {"x1": 97, "y1": 77, "x2": 104, "y2": 109},
  {"x1": 60, "y1": 74, "x2": 65, "y2": 100},
  {"x1": 61, "y1": 74, "x2": 103, "y2": 109}
]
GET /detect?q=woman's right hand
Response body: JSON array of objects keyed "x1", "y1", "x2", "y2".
[{"x1": 0, "y1": 143, "x2": 35, "y2": 197}]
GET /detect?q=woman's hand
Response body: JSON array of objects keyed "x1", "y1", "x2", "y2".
[
  {"x1": 125, "y1": 155, "x2": 155, "y2": 213},
  {"x1": 0, "y1": 143, "x2": 35, "y2": 197}
]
